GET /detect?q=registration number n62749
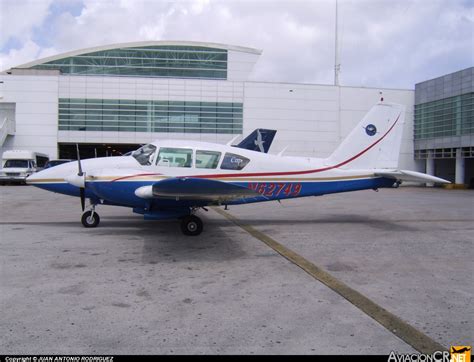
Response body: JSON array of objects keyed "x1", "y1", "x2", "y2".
[{"x1": 247, "y1": 182, "x2": 302, "y2": 198}]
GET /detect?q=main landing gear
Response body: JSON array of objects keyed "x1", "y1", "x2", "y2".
[
  {"x1": 81, "y1": 205, "x2": 100, "y2": 228},
  {"x1": 180, "y1": 214, "x2": 203, "y2": 236},
  {"x1": 78, "y1": 203, "x2": 204, "y2": 236}
]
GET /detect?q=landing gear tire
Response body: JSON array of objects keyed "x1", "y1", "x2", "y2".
[
  {"x1": 81, "y1": 210, "x2": 100, "y2": 228},
  {"x1": 180, "y1": 215, "x2": 203, "y2": 236}
]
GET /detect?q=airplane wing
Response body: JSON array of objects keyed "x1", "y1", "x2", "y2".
[
  {"x1": 233, "y1": 129, "x2": 277, "y2": 153},
  {"x1": 375, "y1": 169, "x2": 450, "y2": 184},
  {"x1": 135, "y1": 177, "x2": 261, "y2": 203}
]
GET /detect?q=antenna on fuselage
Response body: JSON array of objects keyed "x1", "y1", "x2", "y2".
[
  {"x1": 334, "y1": 0, "x2": 340, "y2": 86},
  {"x1": 277, "y1": 146, "x2": 288, "y2": 157}
]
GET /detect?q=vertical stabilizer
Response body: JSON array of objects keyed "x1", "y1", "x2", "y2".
[{"x1": 327, "y1": 102, "x2": 405, "y2": 169}]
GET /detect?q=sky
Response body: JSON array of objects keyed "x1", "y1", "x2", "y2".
[{"x1": 0, "y1": 0, "x2": 472, "y2": 89}]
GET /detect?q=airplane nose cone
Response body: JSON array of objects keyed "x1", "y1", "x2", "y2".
[{"x1": 26, "y1": 164, "x2": 71, "y2": 185}]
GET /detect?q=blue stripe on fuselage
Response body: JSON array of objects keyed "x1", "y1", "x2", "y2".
[
  {"x1": 31, "y1": 182, "x2": 93, "y2": 198},
  {"x1": 31, "y1": 177, "x2": 395, "y2": 209},
  {"x1": 229, "y1": 177, "x2": 395, "y2": 205}
]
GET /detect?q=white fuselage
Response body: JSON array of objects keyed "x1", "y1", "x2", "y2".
[{"x1": 27, "y1": 139, "x2": 378, "y2": 187}]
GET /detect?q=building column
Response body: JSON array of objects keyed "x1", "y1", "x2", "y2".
[
  {"x1": 455, "y1": 148, "x2": 465, "y2": 185},
  {"x1": 425, "y1": 151, "x2": 435, "y2": 187}
]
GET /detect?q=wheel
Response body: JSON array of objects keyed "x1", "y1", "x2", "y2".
[
  {"x1": 180, "y1": 215, "x2": 203, "y2": 236},
  {"x1": 81, "y1": 210, "x2": 100, "y2": 228}
]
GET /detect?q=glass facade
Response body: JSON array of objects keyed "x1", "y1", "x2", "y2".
[
  {"x1": 415, "y1": 147, "x2": 474, "y2": 159},
  {"x1": 31, "y1": 46, "x2": 227, "y2": 79},
  {"x1": 58, "y1": 98, "x2": 243, "y2": 134},
  {"x1": 414, "y1": 92, "x2": 474, "y2": 140}
]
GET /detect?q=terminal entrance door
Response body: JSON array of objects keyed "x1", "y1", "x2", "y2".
[{"x1": 58, "y1": 143, "x2": 141, "y2": 160}]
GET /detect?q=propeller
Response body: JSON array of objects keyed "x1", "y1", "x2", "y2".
[
  {"x1": 77, "y1": 144, "x2": 85, "y2": 211},
  {"x1": 64, "y1": 144, "x2": 86, "y2": 211}
]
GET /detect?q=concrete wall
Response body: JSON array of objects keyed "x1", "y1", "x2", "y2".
[
  {"x1": 415, "y1": 67, "x2": 473, "y2": 104},
  {"x1": 227, "y1": 50, "x2": 261, "y2": 81},
  {"x1": 0, "y1": 73, "x2": 419, "y2": 171},
  {"x1": 0, "y1": 74, "x2": 59, "y2": 159},
  {"x1": 243, "y1": 81, "x2": 418, "y2": 170}
]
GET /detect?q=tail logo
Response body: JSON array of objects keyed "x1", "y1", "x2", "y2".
[
  {"x1": 364, "y1": 124, "x2": 377, "y2": 136},
  {"x1": 254, "y1": 130, "x2": 265, "y2": 153}
]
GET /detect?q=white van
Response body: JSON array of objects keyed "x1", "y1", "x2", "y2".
[{"x1": 0, "y1": 150, "x2": 49, "y2": 184}]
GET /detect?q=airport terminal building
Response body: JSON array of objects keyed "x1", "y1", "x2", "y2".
[
  {"x1": 0, "y1": 41, "x2": 471, "y2": 184},
  {"x1": 414, "y1": 68, "x2": 474, "y2": 186}
]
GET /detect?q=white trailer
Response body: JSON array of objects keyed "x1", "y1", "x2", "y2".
[{"x1": 0, "y1": 150, "x2": 49, "y2": 184}]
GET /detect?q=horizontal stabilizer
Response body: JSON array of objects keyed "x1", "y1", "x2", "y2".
[
  {"x1": 375, "y1": 169, "x2": 450, "y2": 184},
  {"x1": 233, "y1": 129, "x2": 276, "y2": 153},
  {"x1": 135, "y1": 177, "x2": 259, "y2": 202}
]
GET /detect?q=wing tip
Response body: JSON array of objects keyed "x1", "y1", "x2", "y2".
[{"x1": 376, "y1": 169, "x2": 452, "y2": 185}]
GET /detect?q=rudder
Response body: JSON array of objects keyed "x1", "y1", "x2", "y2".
[{"x1": 326, "y1": 102, "x2": 405, "y2": 169}]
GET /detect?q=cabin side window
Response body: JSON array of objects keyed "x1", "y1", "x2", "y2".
[
  {"x1": 196, "y1": 150, "x2": 221, "y2": 169},
  {"x1": 157, "y1": 147, "x2": 193, "y2": 168},
  {"x1": 132, "y1": 144, "x2": 157, "y2": 166},
  {"x1": 220, "y1": 153, "x2": 250, "y2": 170}
]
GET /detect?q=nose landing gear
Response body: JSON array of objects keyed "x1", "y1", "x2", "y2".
[{"x1": 81, "y1": 205, "x2": 100, "y2": 228}]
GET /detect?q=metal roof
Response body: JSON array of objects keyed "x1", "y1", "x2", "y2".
[{"x1": 14, "y1": 41, "x2": 262, "y2": 69}]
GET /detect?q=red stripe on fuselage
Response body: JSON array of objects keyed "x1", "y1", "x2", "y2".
[
  {"x1": 108, "y1": 113, "x2": 399, "y2": 182},
  {"x1": 191, "y1": 113, "x2": 401, "y2": 179}
]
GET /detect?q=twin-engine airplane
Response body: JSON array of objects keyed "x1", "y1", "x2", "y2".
[{"x1": 27, "y1": 102, "x2": 449, "y2": 235}]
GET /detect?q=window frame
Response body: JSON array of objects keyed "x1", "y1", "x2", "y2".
[
  {"x1": 195, "y1": 150, "x2": 222, "y2": 169},
  {"x1": 131, "y1": 144, "x2": 158, "y2": 166},
  {"x1": 220, "y1": 152, "x2": 250, "y2": 171},
  {"x1": 156, "y1": 147, "x2": 194, "y2": 168}
]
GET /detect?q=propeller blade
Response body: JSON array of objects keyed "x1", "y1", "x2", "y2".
[
  {"x1": 80, "y1": 187, "x2": 85, "y2": 211},
  {"x1": 76, "y1": 144, "x2": 86, "y2": 212},
  {"x1": 76, "y1": 144, "x2": 83, "y2": 176}
]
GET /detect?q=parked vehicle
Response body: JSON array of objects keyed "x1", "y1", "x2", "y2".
[
  {"x1": 0, "y1": 150, "x2": 49, "y2": 184},
  {"x1": 44, "y1": 159, "x2": 73, "y2": 169}
]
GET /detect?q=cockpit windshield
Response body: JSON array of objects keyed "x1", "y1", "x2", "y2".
[{"x1": 131, "y1": 144, "x2": 157, "y2": 166}]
